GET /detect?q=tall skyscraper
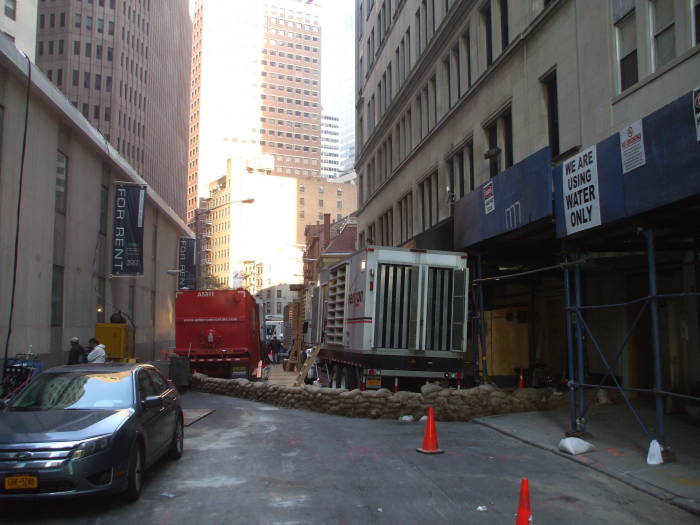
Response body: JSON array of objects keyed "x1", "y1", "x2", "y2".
[
  {"x1": 187, "y1": 0, "x2": 322, "y2": 225},
  {"x1": 320, "y1": 113, "x2": 340, "y2": 178},
  {"x1": 0, "y1": 0, "x2": 37, "y2": 60},
  {"x1": 35, "y1": 0, "x2": 191, "y2": 218}
]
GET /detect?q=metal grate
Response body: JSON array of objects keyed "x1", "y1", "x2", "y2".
[{"x1": 374, "y1": 264, "x2": 413, "y2": 349}]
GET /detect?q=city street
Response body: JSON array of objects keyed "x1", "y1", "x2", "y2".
[{"x1": 1, "y1": 392, "x2": 697, "y2": 525}]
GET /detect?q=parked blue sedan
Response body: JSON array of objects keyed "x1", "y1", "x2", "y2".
[{"x1": 0, "y1": 363, "x2": 183, "y2": 501}]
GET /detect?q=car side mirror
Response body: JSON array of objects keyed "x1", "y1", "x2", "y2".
[{"x1": 142, "y1": 396, "x2": 163, "y2": 410}]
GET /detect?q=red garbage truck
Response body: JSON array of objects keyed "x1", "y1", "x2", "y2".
[{"x1": 174, "y1": 289, "x2": 264, "y2": 380}]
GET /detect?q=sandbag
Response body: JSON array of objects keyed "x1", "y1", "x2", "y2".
[{"x1": 558, "y1": 437, "x2": 596, "y2": 455}]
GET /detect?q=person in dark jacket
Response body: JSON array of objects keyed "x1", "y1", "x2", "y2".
[
  {"x1": 270, "y1": 337, "x2": 281, "y2": 364},
  {"x1": 67, "y1": 337, "x2": 87, "y2": 365}
]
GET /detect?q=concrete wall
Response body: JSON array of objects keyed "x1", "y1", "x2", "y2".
[{"x1": 0, "y1": 40, "x2": 192, "y2": 368}]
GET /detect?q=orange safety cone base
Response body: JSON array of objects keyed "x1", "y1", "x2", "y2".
[{"x1": 416, "y1": 446, "x2": 444, "y2": 454}]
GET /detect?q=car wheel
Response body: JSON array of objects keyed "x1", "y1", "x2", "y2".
[
  {"x1": 123, "y1": 443, "x2": 143, "y2": 502},
  {"x1": 168, "y1": 416, "x2": 184, "y2": 460}
]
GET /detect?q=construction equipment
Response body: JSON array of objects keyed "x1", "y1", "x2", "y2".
[
  {"x1": 309, "y1": 246, "x2": 469, "y2": 391},
  {"x1": 293, "y1": 345, "x2": 320, "y2": 387},
  {"x1": 95, "y1": 323, "x2": 134, "y2": 361},
  {"x1": 173, "y1": 289, "x2": 264, "y2": 380}
]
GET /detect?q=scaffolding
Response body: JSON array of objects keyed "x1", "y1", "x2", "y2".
[{"x1": 469, "y1": 228, "x2": 700, "y2": 456}]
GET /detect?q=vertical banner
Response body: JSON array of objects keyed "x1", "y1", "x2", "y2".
[
  {"x1": 112, "y1": 183, "x2": 147, "y2": 276},
  {"x1": 562, "y1": 146, "x2": 601, "y2": 236},
  {"x1": 178, "y1": 237, "x2": 196, "y2": 290}
]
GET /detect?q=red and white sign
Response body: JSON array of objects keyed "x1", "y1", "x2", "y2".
[
  {"x1": 483, "y1": 181, "x2": 495, "y2": 215},
  {"x1": 619, "y1": 119, "x2": 646, "y2": 174}
]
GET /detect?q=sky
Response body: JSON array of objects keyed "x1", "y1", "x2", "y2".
[{"x1": 320, "y1": 0, "x2": 356, "y2": 120}]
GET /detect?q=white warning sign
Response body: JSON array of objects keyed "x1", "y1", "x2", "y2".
[
  {"x1": 562, "y1": 146, "x2": 601, "y2": 236},
  {"x1": 483, "y1": 181, "x2": 495, "y2": 215},
  {"x1": 619, "y1": 120, "x2": 646, "y2": 174}
]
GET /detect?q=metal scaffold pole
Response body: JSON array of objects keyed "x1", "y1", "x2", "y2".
[
  {"x1": 563, "y1": 261, "x2": 578, "y2": 434},
  {"x1": 574, "y1": 259, "x2": 587, "y2": 433},
  {"x1": 644, "y1": 229, "x2": 666, "y2": 449}
]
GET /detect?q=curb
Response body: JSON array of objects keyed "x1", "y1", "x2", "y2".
[{"x1": 472, "y1": 418, "x2": 700, "y2": 518}]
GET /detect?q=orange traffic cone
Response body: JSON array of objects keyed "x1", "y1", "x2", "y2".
[
  {"x1": 416, "y1": 406, "x2": 444, "y2": 454},
  {"x1": 517, "y1": 368, "x2": 525, "y2": 389},
  {"x1": 515, "y1": 478, "x2": 532, "y2": 524}
]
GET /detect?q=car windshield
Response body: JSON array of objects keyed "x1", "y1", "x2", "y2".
[{"x1": 8, "y1": 371, "x2": 134, "y2": 410}]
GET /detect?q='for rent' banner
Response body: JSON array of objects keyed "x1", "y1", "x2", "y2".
[
  {"x1": 112, "y1": 183, "x2": 147, "y2": 276},
  {"x1": 178, "y1": 237, "x2": 196, "y2": 290}
]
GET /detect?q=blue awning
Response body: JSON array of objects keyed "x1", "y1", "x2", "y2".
[
  {"x1": 453, "y1": 147, "x2": 553, "y2": 250},
  {"x1": 554, "y1": 90, "x2": 700, "y2": 239}
]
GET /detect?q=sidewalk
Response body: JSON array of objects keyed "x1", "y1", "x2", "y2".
[
  {"x1": 266, "y1": 363, "x2": 298, "y2": 387},
  {"x1": 473, "y1": 401, "x2": 700, "y2": 516}
]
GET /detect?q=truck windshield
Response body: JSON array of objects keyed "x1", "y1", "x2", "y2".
[{"x1": 8, "y1": 371, "x2": 134, "y2": 410}]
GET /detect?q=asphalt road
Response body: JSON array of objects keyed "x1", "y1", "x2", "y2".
[{"x1": 1, "y1": 391, "x2": 697, "y2": 524}]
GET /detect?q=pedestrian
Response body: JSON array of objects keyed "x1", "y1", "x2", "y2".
[
  {"x1": 270, "y1": 337, "x2": 281, "y2": 364},
  {"x1": 87, "y1": 341, "x2": 107, "y2": 363},
  {"x1": 66, "y1": 336, "x2": 87, "y2": 365}
]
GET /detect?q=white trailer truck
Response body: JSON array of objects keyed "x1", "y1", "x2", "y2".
[{"x1": 310, "y1": 246, "x2": 468, "y2": 391}]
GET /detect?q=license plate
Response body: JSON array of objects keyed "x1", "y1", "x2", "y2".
[
  {"x1": 4, "y1": 475, "x2": 38, "y2": 490},
  {"x1": 365, "y1": 377, "x2": 381, "y2": 388}
]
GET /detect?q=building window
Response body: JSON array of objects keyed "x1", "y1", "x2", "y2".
[
  {"x1": 55, "y1": 151, "x2": 68, "y2": 215},
  {"x1": 5, "y1": 0, "x2": 16, "y2": 20},
  {"x1": 73, "y1": 40, "x2": 80, "y2": 55},
  {"x1": 695, "y1": 0, "x2": 700, "y2": 45},
  {"x1": 485, "y1": 121, "x2": 500, "y2": 178},
  {"x1": 482, "y1": 3, "x2": 493, "y2": 66},
  {"x1": 398, "y1": 191, "x2": 413, "y2": 244},
  {"x1": 86, "y1": 16, "x2": 93, "y2": 31},
  {"x1": 74, "y1": 13, "x2": 81, "y2": 28},
  {"x1": 616, "y1": 11, "x2": 638, "y2": 91},
  {"x1": 543, "y1": 71, "x2": 560, "y2": 157},
  {"x1": 276, "y1": 290, "x2": 282, "y2": 298},
  {"x1": 51, "y1": 265, "x2": 64, "y2": 326},
  {"x1": 56, "y1": 68, "x2": 63, "y2": 86},
  {"x1": 85, "y1": 42, "x2": 91, "y2": 57},
  {"x1": 652, "y1": 0, "x2": 675, "y2": 70},
  {"x1": 83, "y1": 71, "x2": 90, "y2": 88},
  {"x1": 419, "y1": 171, "x2": 438, "y2": 231},
  {"x1": 499, "y1": 0, "x2": 509, "y2": 50},
  {"x1": 276, "y1": 303, "x2": 282, "y2": 314},
  {"x1": 72, "y1": 69, "x2": 79, "y2": 86},
  {"x1": 319, "y1": 199, "x2": 324, "y2": 207}
]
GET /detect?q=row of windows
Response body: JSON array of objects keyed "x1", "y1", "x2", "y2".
[
  {"x1": 261, "y1": 83, "x2": 318, "y2": 97},
  {"x1": 260, "y1": 95, "x2": 319, "y2": 108},
  {"x1": 260, "y1": 129, "x2": 318, "y2": 141},
  {"x1": 262, "y1": 45, "x2": 319, "y2": 55},
  {"x1": 260, "y1": 105, "x2": 319, "y2": 118},
  {"x1": 260, "y1": 117, "x2": 319, "y2": 130},
  {"x1": 298, "y1": 211, "x2": 344, "y2": 221},
  {"x1": 298, "y1": 185, "x2": 344, "y2": 196},
  {"x1": 264, "y1": 72, "x2": 319, "y2": 86},
  {"x1": 69, "y1": 69, "x2": 113, "y2": 92},
  {"x1": 298, "y1": 198, "x2": 344, "y2": 210},
  {"x1": 259, "y1": 140, "x2": 318, "y2": 153},
  {"x1": 266, "y1": 16, "x2": 320, "y2": 32},
  {"x1": 265, "y1": 18, "x2": 320, "y2": 41},
  {"x1": 274, "y1": 154, "x2": 319, "y2": 167}
]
